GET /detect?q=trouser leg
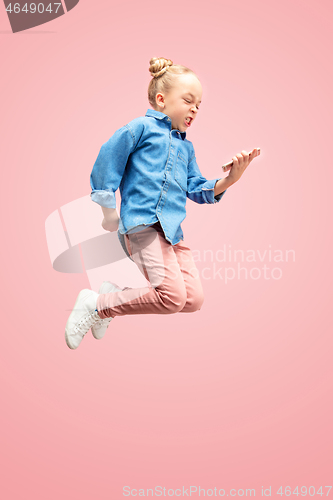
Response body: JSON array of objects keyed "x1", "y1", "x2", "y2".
[{"x1": 96, "y1": 224, "x2": 188, "y2": 318}]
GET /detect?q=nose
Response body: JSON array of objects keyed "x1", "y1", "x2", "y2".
[{"x1": 190, "y1": 105, "x2": 198, "y2": 115}]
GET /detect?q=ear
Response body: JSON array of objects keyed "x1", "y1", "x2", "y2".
[{"x1": 155, "y1": 93, "x2": 165, "y2": 109}]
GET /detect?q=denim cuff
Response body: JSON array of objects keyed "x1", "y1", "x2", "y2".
[
  {"x1": 201, "y1": 178, "x2": 227, "y2": 204},
  {"x1": 90, "y1": 189, "x2": 116, "y2": 208},
  {"x1": 214, "y1": 189, "x2": 227, "y2": 203}
]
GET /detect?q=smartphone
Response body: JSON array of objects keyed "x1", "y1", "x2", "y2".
[{"x1": 222, "y1": 148, "x2": 261, "y2": 171}]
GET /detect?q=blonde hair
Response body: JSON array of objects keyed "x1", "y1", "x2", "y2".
[{"x1": 148, "y1": 57, "x2": 198, "y2": 109}]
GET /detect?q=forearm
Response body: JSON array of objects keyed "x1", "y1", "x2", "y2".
[
  {"x1": 101, "y1": 206, "x2": 119, "y2": 232},
  {"x1": 214, "y1": 176, "x2": 234, "y2": 197},
  {"x1": 101, "y1": 206, "x2": 117, "y2": 218}
]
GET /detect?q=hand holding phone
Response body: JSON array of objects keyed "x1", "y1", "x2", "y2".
[{"x1": 222, "y1": 148, "x2": 261, "y2": 172}]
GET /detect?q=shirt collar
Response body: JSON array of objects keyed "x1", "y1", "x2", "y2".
[{"x1": 145, "y1": 109, "x2": 187, "y2": 140}]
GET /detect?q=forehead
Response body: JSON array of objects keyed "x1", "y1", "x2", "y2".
[{"x1": 173, "y1": 73, "x2": 202, "y2": 99}]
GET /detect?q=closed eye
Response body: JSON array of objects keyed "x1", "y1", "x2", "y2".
[{"x1": 184, "y1": 98, "x2": 200, "y2": 110}]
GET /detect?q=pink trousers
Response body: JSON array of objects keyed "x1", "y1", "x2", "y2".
[{"x1": 96, "y1": 222, "x2": 204, "y2": 319}]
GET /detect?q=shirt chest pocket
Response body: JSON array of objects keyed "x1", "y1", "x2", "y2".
[{"x1": 174, "y1": 151, "x2": 188, "y2": 191}]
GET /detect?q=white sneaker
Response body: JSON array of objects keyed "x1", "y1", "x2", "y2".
[
  {"x1": 65, "y1": 289, "x2": 100, "y2": 350},
  {"x1": 91, "y1": 282, "x2": 123, "y2": 340}
]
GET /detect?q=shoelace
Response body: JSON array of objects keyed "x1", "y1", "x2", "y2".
[
  {"x1": 99, "y1": 318, "x2": 112, "y2": 325},
  {"x1": 74, "y1": 310, "x2": 100, "y2": 336},
  {"x1": 93, "y1": 316, "x2": 112, "y2": 326}
]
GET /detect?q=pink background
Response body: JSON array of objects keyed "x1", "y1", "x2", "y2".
[{"x1": 1, "y1": 0, "x2": 332, "y2": 498}]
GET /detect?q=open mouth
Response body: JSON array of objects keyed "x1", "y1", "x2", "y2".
[{"x1": 184, "y1": 117, "x2": 193, "y2": 127}]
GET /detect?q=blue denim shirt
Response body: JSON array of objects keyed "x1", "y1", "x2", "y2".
[{"x1": 90, "y1": 109, "x2": 227, "y2": 245}]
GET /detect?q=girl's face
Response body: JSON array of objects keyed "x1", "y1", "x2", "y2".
[{"x1": 155, "y1": 73, "x2": 202, "y2": 133}]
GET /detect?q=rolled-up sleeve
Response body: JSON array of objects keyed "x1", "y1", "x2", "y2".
[
  {"x1": 186, "y1": 148, "x2": 227, "y2": 204},
  {"x1": 90, "y1": 124, "x2": 136, "y2": 208}
]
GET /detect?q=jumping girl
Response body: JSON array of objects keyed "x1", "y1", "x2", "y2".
[{"x1": 65, "y1": 57, "x2": 260, "y2": 350}]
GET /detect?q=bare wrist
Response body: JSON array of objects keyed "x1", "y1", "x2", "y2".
[{"x1": 214, "y1": 176, "x2": 234, "y2": 197}]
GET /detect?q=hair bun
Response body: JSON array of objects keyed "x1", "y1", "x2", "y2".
[{"x1": 149, "y1": 57, "x2": 173, "y2": 78}]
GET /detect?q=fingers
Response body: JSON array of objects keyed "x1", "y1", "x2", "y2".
[
  {"x1": 232, "y1": 148, "x2": 260, "y2": 167},
  {"x1": 233, "y1": 152, "x2": 248, "y2": 167},
  {"x1": 241, "y1": 151, "x2": 250, "y2": 165},
  {"x1": 250, "y1": 147, "x2": 260, "y2": 157},
  {"x1": 241, "y1": 148, "x2": 261, "y2": 158}
]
